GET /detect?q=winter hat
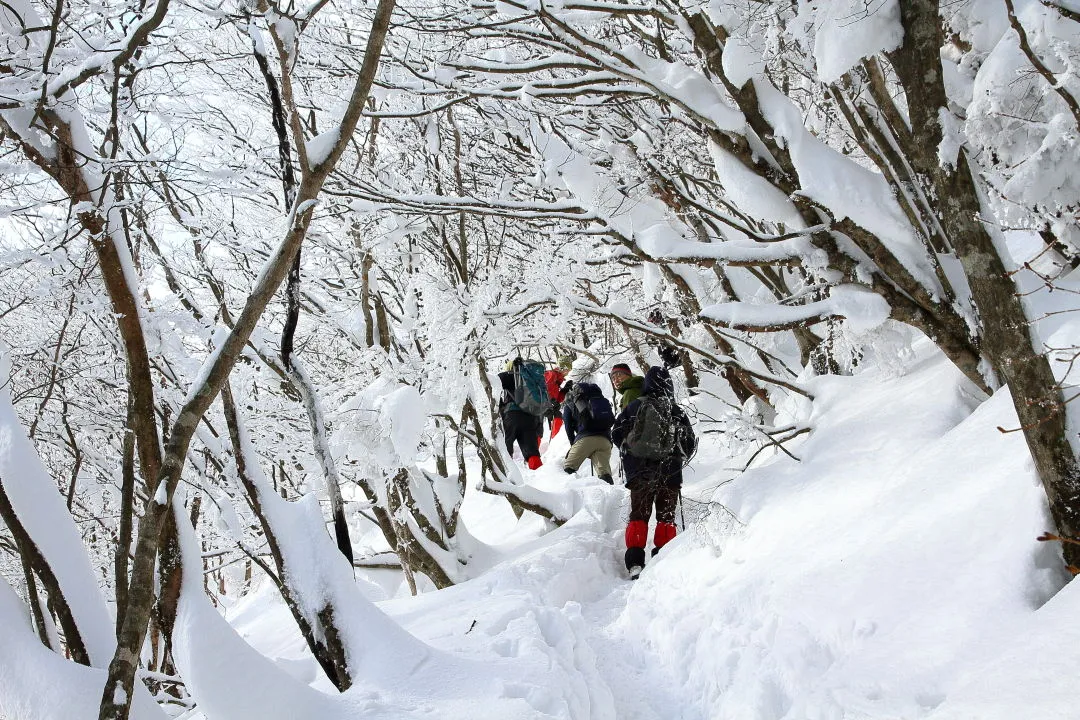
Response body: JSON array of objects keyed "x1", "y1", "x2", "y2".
[{"x1": 610, "y1": 363, "x2": 632, "y2": 376}]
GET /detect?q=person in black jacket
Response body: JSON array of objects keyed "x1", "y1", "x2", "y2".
[
  {"x1": 561, "y1": 381, "x2": 615, "y2": 484},
  {"x1": 498, "y1": 359, "x2": 544, "y2": 470},
  {"x1": 610, "y1": 366, "x2": 696, "y2": 576}
]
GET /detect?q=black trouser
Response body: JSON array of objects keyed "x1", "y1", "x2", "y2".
[
  {"x1": 503, "y1": 409, "x2": 541, "y2": 459},
  {"x1": 628, "y1": 483, "x2": 679, "y2": 525}
]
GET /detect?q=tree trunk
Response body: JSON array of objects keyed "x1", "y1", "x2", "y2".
[
  {"x1": 220, "y1": 381, "x2": 352, "y2": 690},
  {"x1": 891, "y1": 0, "x2": 1080, "y2": 569}
]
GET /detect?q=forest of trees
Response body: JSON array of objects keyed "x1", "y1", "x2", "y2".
[{"x1": 1, "y1": 0, "x2": 1078, "y2": 717}]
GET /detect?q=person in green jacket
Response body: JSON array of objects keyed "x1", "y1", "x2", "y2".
[{"x1": 609, "y1": 363, "x2": 644, "y2": 410}]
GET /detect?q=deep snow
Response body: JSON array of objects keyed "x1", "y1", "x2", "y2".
[{"x1": 164, "y1": 334, "x2": 1075, "y2": 720}]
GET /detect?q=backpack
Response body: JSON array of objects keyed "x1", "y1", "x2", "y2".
[
  {"x1": 573, "y1": 383, "x2": 615, "y2": 433},
  {"x1": 513, "y1": 359, "x2": 550, "y2": 416},
  {"x1": 622, "y1": 395, "x2": 676, "y2": 460}
]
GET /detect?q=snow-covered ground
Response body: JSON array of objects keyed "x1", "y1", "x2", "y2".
[{"x1": 186, "y1": 335, "x2": 1078, "y2": 719}]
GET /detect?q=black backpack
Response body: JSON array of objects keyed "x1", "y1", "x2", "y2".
[
  {"x1": 622, "y1": 395, "x2": 676, "y2": 460},
  {"x1": 573, "y1": 383, "x2": 615, "y2": 433}
]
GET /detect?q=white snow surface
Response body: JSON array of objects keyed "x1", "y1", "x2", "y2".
[
  {"x1": 0, "y1": 579, "x2": 165, "y2": 720},
  {"x1": 701, "y1": 283, "x2": 890, "y2": 333},
  {"x1": 795, "y1": 0, "x2": 905, "y2": 84},
  {"x1": 166, "y1": 337, "x2": 1076, "y2": 720}
]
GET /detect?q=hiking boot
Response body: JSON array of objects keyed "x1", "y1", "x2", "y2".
[
  {"x1": 564, "y1": 466, "x2": 576, "y2": 475},
  {"x1": 624, "y1": 547, "x2": 646, "y2": 578},
  {"x1": 526, "y1": 455, "x2": 543, "y2": 470},
  {"x1": 599, "y1": 474, "x2": 614, "y2": 485}
]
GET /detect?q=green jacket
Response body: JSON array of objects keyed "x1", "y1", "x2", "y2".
[{"x1": 617, "y1": 375, "x2": 644, "y2": 410}]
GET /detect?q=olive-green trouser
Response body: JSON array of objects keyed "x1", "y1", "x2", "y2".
[{"x1": 564, "y1": 435, "x2": 612, "y2": 476}]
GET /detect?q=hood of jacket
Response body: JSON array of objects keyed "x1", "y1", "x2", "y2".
[
  {"x1": 617, "y1": 374, "x2": 644, "y2": 394},
  {"x1": 642, "y1": 366, "x2": 674, "y2": 398},
  {"x1": 573, "y1": 381, "x2": 603, "y2": 399}
]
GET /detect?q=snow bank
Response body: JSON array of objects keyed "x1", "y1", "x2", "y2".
[
  {"x1": 622, "y1": 339, "x2": 1063, "y2": 718},
  {"x1": 0, "y1": 579, "x2": 164, "y2": 720},
  {"x1": 0, "y1": 372, "x2": 116, "y2": 664}
]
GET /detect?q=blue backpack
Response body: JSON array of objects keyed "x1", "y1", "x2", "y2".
[{"x1": 513, "y1": 360, "x2": 550, "y2": 416}]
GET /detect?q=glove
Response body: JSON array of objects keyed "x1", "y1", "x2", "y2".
[{"x1": 560, "y1": 380, "x2": 574, "y2": 394}]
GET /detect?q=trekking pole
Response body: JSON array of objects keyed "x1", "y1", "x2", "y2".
[{"x1": 678, "y1": 489, "x2": 686, "y2": 531}]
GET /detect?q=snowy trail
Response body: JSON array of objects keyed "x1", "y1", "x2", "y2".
[
  {"x1": 572, "y1": 554, "x2": 709, "y2": 720},
  {"x1": 403, "y1": 472, "x2": 712, "y2": 720}
]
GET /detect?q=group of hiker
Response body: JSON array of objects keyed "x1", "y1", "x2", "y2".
[{"x1": 497, "y1": 356, "x2": 697, "y2": 578}]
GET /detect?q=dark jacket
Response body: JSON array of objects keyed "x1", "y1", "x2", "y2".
[
  {"x1": 561, "y1": 382, "x2": 614, "y2": 445},
  {"x1": 611, "y1": 367, "x2": 696, "y2": 489},
  {"x1": 616, "y1": 374, "x2": 644, "y2": 410}
]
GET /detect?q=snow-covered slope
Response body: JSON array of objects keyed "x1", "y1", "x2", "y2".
[{"x1": 204, "y1": 338, "x2": 1074, "y2": 719}]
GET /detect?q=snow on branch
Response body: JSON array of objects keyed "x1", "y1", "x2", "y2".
[
  {"x1": 701, "y1": 284, "x2": 890, "y2": 334},
  {"x1": 46, "y1": 0, "x2": 172, "y2": 100}
]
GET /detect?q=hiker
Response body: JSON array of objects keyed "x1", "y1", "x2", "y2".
[
  {"x1": 544, "y1": 356, "x2": 572, "y2": 440},
  {"x1": 561, "y1": 381, "x2": 615, "y2": 484},
  {"x1": 608, "y1": 362, "x2": 644, "y2": 411},
  {"x1": 498, "y1": 357, "x2": 550, "y2": 470},
  {"x1": 611, "y1": 366, "x2": 696, "y2": 578}
]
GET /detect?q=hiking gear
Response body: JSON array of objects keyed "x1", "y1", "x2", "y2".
[
  {"x1": 549, "y1": 416, "x2": 563, "y2": 439},
  {"x1": 610, "y1": 363, "x2": 632, "y2": 376},
  {"x1": 625, "y1": 547, "x2": 646, "y2": 577},
  {"x1": 625, "y1": 520, "x2": 648, "y2": 549},
  {"x1": 599, "y1": 473, "x2": 614, "y2": 485},
  {"x1": 563, "y1": 435, "x2": 613, "y2": 478},
  {"x1": 654, "y1": 522, "x2": 677, "y2": 550},
  {"x1": 526, "y1": 455, "x2": 543, "y2": 470},
  {"x1": 612, "y1": 366, "x2": 696, "y2": 490},
  {"x1": 502, "y1": 408, "x2": 541, "y2": 462},
  {"x1": 562, "y1": 383, "x2": 614, "y2": 443},
  {"x1": 572, "y1": 383, "x2": 615, "y2": 434},
  {"x1": 513, "y1": 359, "x2": 550, "y2": 416},
  {"x1": 622, "y1": 394, "x2": 676, "y2": 460},
  {"x1": 564, "y1": 466, "x2": 575, "y2": 474}
]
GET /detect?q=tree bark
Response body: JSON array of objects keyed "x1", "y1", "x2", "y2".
[
  {"x1": 891, "y1": 0, "x2": 1080, "y2": 569},
  {"x1": 220, "y1": 381, "x2": 352, "y2": 690},
  {"x1": 0, "y1": 477, "x2": 91, "y2": 665}
]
